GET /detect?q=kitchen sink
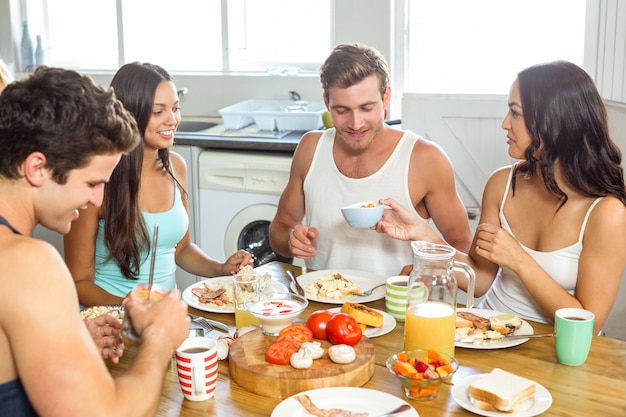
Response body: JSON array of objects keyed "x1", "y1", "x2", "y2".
[{"x1": 176, "y1": 121, "x2": 218, "y2": 132}]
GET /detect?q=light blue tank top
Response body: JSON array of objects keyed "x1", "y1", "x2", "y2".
[{"x1": 94, "y1": 176, "x2": 188, "y2": 297}]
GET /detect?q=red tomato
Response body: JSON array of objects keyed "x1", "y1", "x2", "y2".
[
  {"x1": 265, "y1": 339, "x2": 298, "y2": 365},
  {"x1": 305, "y1": 310, "x2": 334, "y2": 340},
  {"x1": 326, "y1": 312, "x2": 362, "y2": 346},
  {"x1": 276, "y1": 324, "x2": 313, "y2": 348}
]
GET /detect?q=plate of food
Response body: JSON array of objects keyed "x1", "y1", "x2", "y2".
[
  {"x1": 452, "y1": 369, "x2": 552, "y2": 416},
  {"x1": 455, "y1": 308, "x2": 534, "y2": 349},
  {"x1": 80, "y1": 305, "x2": 125, "y2": 322},
  {"x1": 271, "y1": 387, "x2": 418, "y2": 417},
  {"x1": 182, "y1": 268, "x2": 288, "y2": 313},
  {"x1": 327, "y1": 306, "x2": 396, "y2": 338},
  {"x1": 292, "y1": 269, "x2": 387, "y2": 304}
]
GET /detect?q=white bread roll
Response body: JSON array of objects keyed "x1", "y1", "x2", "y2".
[
  {"x1": 489, "y1": 313, "x2": 522, "y2": 335},
  {"x1": 468, "y1": 368, "x2": 536, "y2": 412}
]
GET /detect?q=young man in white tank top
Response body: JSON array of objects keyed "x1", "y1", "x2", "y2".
[{"x1": 269, "y1": 43, "x2": 472, "y2": 277}]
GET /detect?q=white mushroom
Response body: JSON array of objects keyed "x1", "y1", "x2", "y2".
[
  {"x1": 234, "y1": 325, "x2": 258, "y2": 339},
  {"x1": 328, "y1": 344, "x2": 356, "y2": 364},
  {"x1": 300, "y1": 341, "x2": 324, "y2": 359},
  {"x1": 216, "y1": 335, "x2": 233, "y2": 360},
  {"x1": 290, "y1": 349, "x2": 313, "y2": 369}
]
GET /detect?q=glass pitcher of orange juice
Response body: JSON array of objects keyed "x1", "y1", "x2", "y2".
[{"x1": 404, "y1": 241, "x2": 475, "y2": 357}]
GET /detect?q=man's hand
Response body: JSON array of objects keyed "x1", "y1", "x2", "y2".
[
  {"x1": 84, "y1": 314, "x2": 124, "y2": 364},
  {"x1": 288, "y1": 224, "x2": 319, "y2": 259}
]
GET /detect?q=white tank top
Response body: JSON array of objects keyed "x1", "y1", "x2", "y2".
[
  {"x1": 302, "y1": 128, "x2": 422, "y2": 277},
  {"x1": 479, "y1": 165, "x2": 603, "y2": 323}
]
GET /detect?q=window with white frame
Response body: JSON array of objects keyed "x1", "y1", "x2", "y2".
[
  {"x1": 24, "y1": 0, "x2": 331, "y2": 73},
  {"x1": 405, "y1": 0, "x2": 587, "y2": 95}
]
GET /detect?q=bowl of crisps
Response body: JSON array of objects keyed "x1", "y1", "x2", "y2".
[
  {"x1": 341, "y1": 201, "x2": 385, "y2": 228},
  {"x1": 386, "y1": 349, "x2": 458, "y2": 400}
]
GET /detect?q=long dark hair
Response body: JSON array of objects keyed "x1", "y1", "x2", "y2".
[
  {"x1": 513, "y1": 61, "x2": 626, "y2": 207},
  {"x1": 105, "y1": 62, "x2": 180, "y2": 279}
]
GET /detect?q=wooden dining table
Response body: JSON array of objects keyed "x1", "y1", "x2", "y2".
[{"x1": 107, "y1": 261, "x2": 626, "y2": 417}]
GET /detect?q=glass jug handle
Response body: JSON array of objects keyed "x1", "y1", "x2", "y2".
[{"x1": 452, "y1": 261, "x2": 475, "y2": 308}]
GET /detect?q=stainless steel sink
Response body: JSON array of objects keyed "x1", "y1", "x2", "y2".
[{"x1": 176, "y1": 121, "x2": 217, "y2": 132}]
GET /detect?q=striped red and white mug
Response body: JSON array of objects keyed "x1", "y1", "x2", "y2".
[{"x1": 175, "y1": 337, "x2": 218, "y2": 401}]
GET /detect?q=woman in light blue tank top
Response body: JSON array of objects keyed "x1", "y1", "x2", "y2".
[
  {"x1": 64, "y1": 63, "x2": 252, "y2": 307},
  {"x1": 376, "y1": 61, "x2": 626, "y2": 333}
]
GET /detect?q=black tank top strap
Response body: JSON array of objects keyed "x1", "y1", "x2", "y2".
[{"x1": 0, "y1": 216, "x2": 22, "y2": 235}]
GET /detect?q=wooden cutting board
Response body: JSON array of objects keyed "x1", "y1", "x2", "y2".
[{"x1": 228, "y1": 328, "x2": 375, "y2": 399}]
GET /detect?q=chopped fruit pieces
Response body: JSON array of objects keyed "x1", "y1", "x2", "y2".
[
  {"x1": 393, "y1": 361, "x2": 418, "y2": 378},
  {"x1": 391, "y1": 349, "x2": 454, "y2": 381},
  {"x1": 387, "y1": 349, "x2": 458, "y2": 400}
]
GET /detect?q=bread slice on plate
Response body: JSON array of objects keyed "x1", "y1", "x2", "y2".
[
  {"x1": 489, "y1": 313, "x2": 522, "y2": 335},
  {"x1": 468, "y1": 368, "x2": 536, "y2": 412}
]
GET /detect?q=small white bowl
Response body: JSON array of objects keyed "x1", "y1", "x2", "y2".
[
  {"x1": 245, "y1": 293, "x2": 308, "y2": 336},
  {"x1": 341, "y1": 201, "x2": 385, "y2": 228}
]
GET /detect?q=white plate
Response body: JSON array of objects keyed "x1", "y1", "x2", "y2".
[
  {"x1": 271, "y1": 387, "x2": 418, "y2": 417},
  {"x1": 452, "y1": 373, "x2": 552, "y2": 417},
  {"x1": 182, "y1": 276, "x2": 288, "y2": 313},
  {"x1": 455, "y1": 308, "x2": 534, "y2": 349},
  {"x1": 291, "y1": 269, "x2": 387, "y2": 304},
  {"x1": 327, "y1": 307, "x2": 396, "y2": 338}
]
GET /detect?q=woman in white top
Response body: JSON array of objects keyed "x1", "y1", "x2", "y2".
[{"x1": 376, "y1": 61, "x2": 626, "y2": 333}]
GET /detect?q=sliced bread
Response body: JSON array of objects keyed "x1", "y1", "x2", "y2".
[{"x1": 468, "y1": 368, "x2": 536, "y2": 412}]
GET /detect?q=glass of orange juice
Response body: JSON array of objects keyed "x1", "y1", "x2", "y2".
[
  {"x1": 232, "y1": 274, "x2": 261, "y2": 328},
  {"x1": 121, "y1": 282, "x2": 167, "y2": 343},
  {"x1": 404, "y1": 301, "x2": 456, "y2": 357}
]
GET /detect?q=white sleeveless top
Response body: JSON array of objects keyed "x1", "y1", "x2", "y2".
[
  {"x1": 479, "y1": 165, "x2": 603, "y2": 323},
  {"x1": 302, "y1": 128, "x2": 423, "y2": 277}
]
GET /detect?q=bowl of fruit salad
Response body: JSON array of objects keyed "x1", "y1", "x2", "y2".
[
  {"x1": 386, "y1": 349, "x2": 458, "y2": 400},
  {"x1": 245, "y1": 292, "x2": 308, "y2": 336}
]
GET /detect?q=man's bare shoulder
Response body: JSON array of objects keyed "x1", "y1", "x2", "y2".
[
  {"x1": 290, "y1": 130, "x2": 324, "y2": 173},
  {"x1": 410, "y1": 134, "x2": 447, "y2": 156},
  {"x1": 0, "y1": 234, "x2": 70, "y2": 291},
  {"x1": 408, "y1": 135, "x2": 455, "y2": 176},
  {"x1": 295, "y1": 130, "x2": 324, "y2": 153}
]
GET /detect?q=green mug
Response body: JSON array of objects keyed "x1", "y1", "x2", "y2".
[{"x1": 554, "y1": 307, "x2": 594, "y2": 366}]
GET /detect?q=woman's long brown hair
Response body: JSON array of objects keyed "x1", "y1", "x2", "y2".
[{"x1": 105, "y1": 62, "x2": 183, "y2": 279}]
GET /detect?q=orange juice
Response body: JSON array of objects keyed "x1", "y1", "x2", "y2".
[
  {"x1": 133, "y1": 288, "x2": 165, "y2": 304},
  {"x1": 404, "y1": 302, "x2": 455, "y2": 357},
  {"x1": 235, "y1": 305, "x2": 259, "y2": 328}
]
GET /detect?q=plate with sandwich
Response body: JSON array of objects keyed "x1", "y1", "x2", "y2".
[
  {"x1": 452, "y1": 368, "x2": 552, "y2": 416},
  {"x1": 455, "y1": 308, "x2": 533, "y2": 349}
]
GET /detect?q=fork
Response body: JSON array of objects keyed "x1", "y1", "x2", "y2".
[
  {"x1": 353, "y1": 282, "x2": 386, "y2": 297},
  {"x1": 191, "y1": 316, "x2": 215, "y2": 332}
]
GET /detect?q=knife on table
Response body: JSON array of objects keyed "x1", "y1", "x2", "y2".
[
  {"x1": 286, "y1": 270, "x2": 306, "y2": 297},
  {"x1": 456, "y1": 333, "x2": 554, "y2": 343}
]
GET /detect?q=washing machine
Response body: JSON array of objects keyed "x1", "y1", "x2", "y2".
[{"x1": 197, "y1": 149, "x2": 301, "y2": 267}]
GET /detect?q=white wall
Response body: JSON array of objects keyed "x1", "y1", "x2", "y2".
[{"x1": 604, "y1": 103, "x2": 626, "y2": 340}]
